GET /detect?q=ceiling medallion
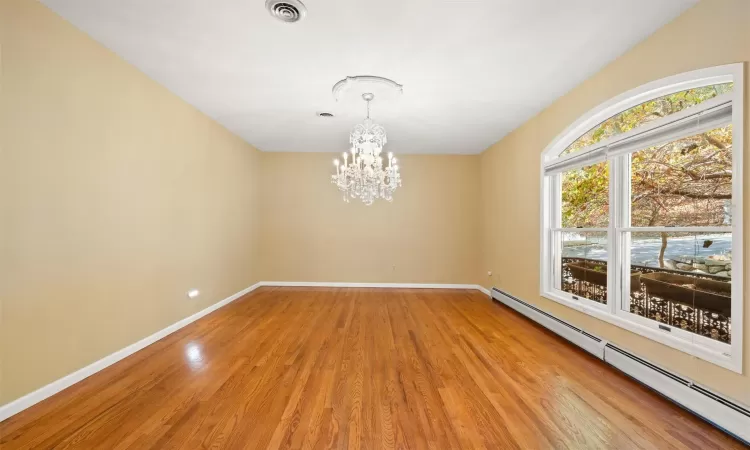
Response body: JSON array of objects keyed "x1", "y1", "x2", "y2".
[
  {"x1": 330, "y1": 76, "x2": 403, "y2": 205},
  {"x1": 332, "y1": 75, "x2": 403, "y2": 102}
]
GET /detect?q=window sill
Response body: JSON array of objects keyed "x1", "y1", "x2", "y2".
[{"x1": 540, "y1": 290, "x2": 741, "y2": 374}]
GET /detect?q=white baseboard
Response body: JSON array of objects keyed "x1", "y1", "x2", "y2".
[
  {"x1": 0, "y1": 281, "x2": 263, "y2": 422},
  {"x1": 259, "y1": 281, "x2": 488, "y2": 292},
  {"x1": 0, "y1": 280, "x2": 491, "y2": 423},
  {"x1": 475, "y1": 285, "x2": 491, "y2": 296}
]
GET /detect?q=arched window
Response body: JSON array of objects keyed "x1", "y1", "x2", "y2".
[
  {"x1": 540, "y1": 65, "x2": 743, "y2": 372},
  {"x1": 561, "y1": 82, "x2": 733, "y2": 157}
]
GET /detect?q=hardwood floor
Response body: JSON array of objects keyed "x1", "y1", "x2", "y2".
[{"x1": 0, "y1": 287, "x2": 744, "y2": 449}]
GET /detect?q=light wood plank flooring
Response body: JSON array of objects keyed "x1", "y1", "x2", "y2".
[{"x1": 0, "y1": 287, "x2": 744, "y2": 449}]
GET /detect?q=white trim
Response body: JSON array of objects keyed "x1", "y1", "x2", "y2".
[
  {"x1": 0, "y1": 282, "x2": 264, "y2": 423},
  {"x1": 540, "y1": 64, "x2": 744, "y2": 373},
  {"x1": 551, "y1": 227, "x2": 608, "y2": 232},
  {"x1": 540, "y1": 290, "x2": 737, "y2": 372},
  {"x1": 0, "y1": 281, "x2": 489, "y2": 422},
  {"x1": 475, "y1": 285, "x2": 491, "y2": 296},
  {"x1": 727, "y1": 61, "x2": 744, "y2": 378},
  {"x1": 258, "y1": 281, "x2": 484, "y2": 290},
  {"x1": 544, "y1": 93, "x2": 732, "y2": 175},
  {"x1": 618, "y1": 227, "x2": 732, "y2": 233},
  {"x1": 541, "y1": 64, "x2": 738, "y2": 162},
  {"x1": 613, "y1": 305, "x2": 729, "y2": 355},
  {"x1": 260, "y1": 281, "x2": 492, "y2": 296},
  {"x1": 551, "y1": 95, "x2": 730, "y2": 162}
]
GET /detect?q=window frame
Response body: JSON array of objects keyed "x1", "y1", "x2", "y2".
[{"x1": 540, "y1": 64, "x2": 744, "y2": 373}]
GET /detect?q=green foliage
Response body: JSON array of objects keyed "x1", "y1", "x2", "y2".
[
  {"x1": 561, "y1": 125, "x2": 732, "y2": 228},
  {"x1": 631, "y1": 125, "x2": 732, "y2": 227},
  {"x1": 560, "y1": 83, "x2": 734, "y2": 229},
  {"x1": 561, "y1": 161, "x2": 609, "y2": 228},
  {"x1": 561, "y1": 83, "x2": 733, "y2": 157}
]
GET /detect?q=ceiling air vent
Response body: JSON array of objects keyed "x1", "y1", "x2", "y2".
[{"x1": 265, "y1": 0, "x2": 307, "y2": 23}]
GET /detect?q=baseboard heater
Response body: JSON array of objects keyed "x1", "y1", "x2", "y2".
[{"x1": 491, "y1": 287, "x2": 750, "y2": 445}]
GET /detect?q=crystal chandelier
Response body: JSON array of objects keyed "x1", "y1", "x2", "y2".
[{"x1": 331, "y1": 93, "x2": 401, "y2": 205}]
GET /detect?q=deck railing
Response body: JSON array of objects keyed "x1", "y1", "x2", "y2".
[{"x1": 561, "y1": 257, "x2": 731, "y2": 343}]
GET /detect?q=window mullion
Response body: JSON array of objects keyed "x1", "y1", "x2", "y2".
[
  {"x1": 612, "y1": 154, "x2": 630, "y2": 316},
  {"x1": 553, "y1": 174, "x2": 561, "y2": 228},
  {"x1": 551, "y1": 228, "x2": 608, "y2": 232},
  {"x1": 609, "y1": 156, "x2": 617, "y2": 315}
]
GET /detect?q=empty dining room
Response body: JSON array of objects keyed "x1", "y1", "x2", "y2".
[{"x1": 1, "y1": 0, "x2": 749, "y2": 448}]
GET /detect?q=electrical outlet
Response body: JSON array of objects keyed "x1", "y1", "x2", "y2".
[
  {"x1": 187, "y1": 289, "x2": 200, "y2": 299},
  {"x1": 487, "y1": 271, "x2": 492, "y2": 276}
]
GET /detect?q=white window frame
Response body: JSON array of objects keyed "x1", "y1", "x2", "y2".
[{"x1": 540, "y1": 64, "x2": 744, "y2": 373}]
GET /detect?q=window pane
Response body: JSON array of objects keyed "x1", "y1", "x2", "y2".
[
  {"x1": 561, "y1": 83, "x2": 733, "y2": 157},
  {"x1": 631, "y1": 125, "x2": 732, "y2": 227},
  {"x1": 560, "y1": 231, "x2": 608, "y2": 304},
  {"x1": 625, "y1": 232, "x2": 731, "y2": 344},
  {"x1": 561, "y1": 161, "x2": 609, "y2": 228}
]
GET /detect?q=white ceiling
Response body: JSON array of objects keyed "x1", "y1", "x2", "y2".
[{"x1": 42, "y1": 0, "x2": 696, "y2": 154}]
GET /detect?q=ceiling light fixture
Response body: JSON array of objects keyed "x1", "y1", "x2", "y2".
[{"x1": 331, "y1": 92, "x2": 401, "y2": 205}]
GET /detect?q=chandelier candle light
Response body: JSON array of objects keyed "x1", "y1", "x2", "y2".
[{"x1": 331, "y1": 93, "x2": 401, "y2": 205}]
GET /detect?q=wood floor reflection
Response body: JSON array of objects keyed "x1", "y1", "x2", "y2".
[{"x1": 0, "y1": 287, "x2": 744, "y2": 449}]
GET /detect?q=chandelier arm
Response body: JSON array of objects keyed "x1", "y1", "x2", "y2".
[{"x1": 330, "y1": 91, "x2": 401, "y2": 205}]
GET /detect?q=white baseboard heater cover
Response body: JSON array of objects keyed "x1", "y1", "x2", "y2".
[
  {"x1": 491, "y1": 288, "x2": 607, "y2": 359},
  {"x1": 491, "y1": 287, "x2": 750, "y2": 445}
]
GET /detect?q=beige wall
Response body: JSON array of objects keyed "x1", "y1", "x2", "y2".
[
  {"x1": 480, "y1": 0, "x2": 750, "y2": 405},
  {"x1": 0, "y1": 0, "x2": 263, "y2": 404},
  {"x1": 259, "y1": 152, "x2": 481, "y2": 285}
]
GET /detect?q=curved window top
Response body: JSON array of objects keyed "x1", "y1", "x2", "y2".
[{"x1": 560, "y1": 82, "x2": 733, "y2": 157}]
